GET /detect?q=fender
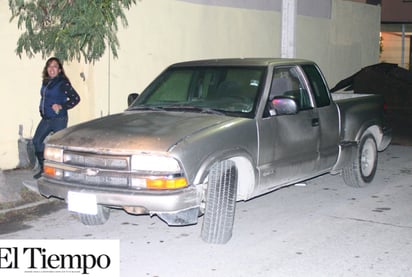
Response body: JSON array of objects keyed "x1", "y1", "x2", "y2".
[{"x1": 193, "y1": 148, "x2": 257, "y2": 201}]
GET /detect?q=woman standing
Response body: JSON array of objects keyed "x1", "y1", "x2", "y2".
[{"x1": 32, "y1": 57, "x2": 80, "y2": 179}]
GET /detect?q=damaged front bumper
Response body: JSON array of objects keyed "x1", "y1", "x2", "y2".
[{"x1": 37, "y1": 178, "x2": 202, "y2": 226}]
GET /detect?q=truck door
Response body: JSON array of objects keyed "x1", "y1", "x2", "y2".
[
  {"x1": 300, "y1": 64, "x2": 340, "y2": 170},
  {"x1": 258, "y1": 66, "x2": 321, "y2": 188}
]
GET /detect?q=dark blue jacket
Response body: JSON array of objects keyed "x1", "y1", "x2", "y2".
[{"x1": 40, "y1": 74, "x2": 80, "y2": 119}]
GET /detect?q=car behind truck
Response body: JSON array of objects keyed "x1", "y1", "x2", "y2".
[{"x1": 38, "y1": 58, "x2": 391, "y2": 244}]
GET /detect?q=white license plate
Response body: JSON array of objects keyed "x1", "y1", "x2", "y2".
[{"x1": 67, "y1": 191, "x2": 98, "y2": 215}]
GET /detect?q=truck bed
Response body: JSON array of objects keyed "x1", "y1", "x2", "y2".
[
  {"x1": 331, "y1": 90, "x2": 373, "y2": 101},
  {"x1": 332, "y1": 90, "x2": 387, "y2": 147}
]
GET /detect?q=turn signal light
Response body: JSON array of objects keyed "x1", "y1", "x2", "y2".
[
  {"x1": 43, "y1": 165, "x2": 63, "y2": 178},
  {"x1": 43, "y1": 165, "x2": 56, "y2": 176},
  {"x1": 146, "y1": 177, "x2": 187, "y2": 190}
]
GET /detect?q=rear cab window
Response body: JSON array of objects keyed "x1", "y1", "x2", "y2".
[{"x1": 301, "y1": 64, "x2": 331, "y2": 107}]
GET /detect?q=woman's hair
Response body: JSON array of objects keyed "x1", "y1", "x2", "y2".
[{"x1": 42, "y1": 57, "x2": 70, "y2": 83}]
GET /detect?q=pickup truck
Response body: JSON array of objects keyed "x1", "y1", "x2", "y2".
[{"x1": 38, "y1": 58, "x2": 391, "y2": 244}]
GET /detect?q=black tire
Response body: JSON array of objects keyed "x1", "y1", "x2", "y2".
[
  {"x1": 201, "y1": 160, "x2": 237, "y2": 244},
  {"x1": 343, "y1": 134, "x2": 378, "y2": 187},
  {"x1": 78, "y1": 204, "x2": 110, "y2": 225}
]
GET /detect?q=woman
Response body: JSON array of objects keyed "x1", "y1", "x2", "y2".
[{"x1": 32, "y1": 57, "x2": 80, "y2": 179}]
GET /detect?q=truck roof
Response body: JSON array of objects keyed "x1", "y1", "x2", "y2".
[{"x1": 170, "y1": 58, "x2": 314, "y2": 67}]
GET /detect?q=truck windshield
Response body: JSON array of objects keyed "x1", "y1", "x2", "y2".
[{"x1": 130, "y1": 66, "x2": 266, "y2": 117}]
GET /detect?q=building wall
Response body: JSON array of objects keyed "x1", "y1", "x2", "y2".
[
  {"x1": 296, "y1": 0, "x2": 380, "y2": 85},
  {"x1": 0, "y1": 0, "x2": 380, "y2": 169},
  {"x1": 380, "y1": 0, "x2": 412, "y2": 69},
  {"x1": 380, "y1": 32, "x2": 411, "y2": 69},
  {"x1": 381, "y1": 0, "x2": 412, "y2": 23}
]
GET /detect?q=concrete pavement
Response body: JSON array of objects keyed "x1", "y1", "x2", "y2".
[
  {"x1": 1, "y1": 144, "x2": 411, "y2": 276},
  {"x1": 0, "y1": 168, "x2": 52, "y2": 223}
]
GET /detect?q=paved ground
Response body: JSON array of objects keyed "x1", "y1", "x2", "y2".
[{"x1": 0, "y1": 144, "x2": 411, "y2": 277}]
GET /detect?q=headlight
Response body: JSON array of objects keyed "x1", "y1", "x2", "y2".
[
  {"x1": 131, "y1": 154, "x2": 181, "y2": 173},
  {"x1": 131, "y1": 154, "x2": 187, "y2": 189},
  {"x1": 44, "y1": 146, "x2": 63, "y2": 162}
]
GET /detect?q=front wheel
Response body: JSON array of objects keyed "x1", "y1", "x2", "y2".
[
  {"x1": 78, "y1": 204, "x2": 110, "y2": 225},
  {"x1": 201, "y1": 160, "x2": 237, "y2": 244},
  {"x1": 343, "y1": 134, "x2": 378, "y2": 187}
]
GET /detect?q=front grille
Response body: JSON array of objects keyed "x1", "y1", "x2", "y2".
[
  {"x1": 64, "y1": 151, "x2": 130, "y2": 170},
  {"x1": 61, "y1": 151, "x2": 133, "y2": 188},
  {"x1": 65, "y1": 171, "x2": 129, "y2": 187}
]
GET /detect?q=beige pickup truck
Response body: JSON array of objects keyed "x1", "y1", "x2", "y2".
[{"x1": 38, "y1": 58, "x2": 391, "y2": 244}]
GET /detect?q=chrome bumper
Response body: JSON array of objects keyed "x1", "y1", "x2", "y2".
[{"x1": 37, "y1": 178, "x2": 201, "y2": 214}]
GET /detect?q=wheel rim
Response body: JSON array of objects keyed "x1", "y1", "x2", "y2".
[{"x1": 360, "y1": 138, "x2": 376, "y2": 177}]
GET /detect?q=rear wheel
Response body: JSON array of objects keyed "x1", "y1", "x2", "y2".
[
  {"x1": 201, "y1": 160, "x2": 237, "y2": 244},
  {"x1": 78, "y1": 204, "x2": 110, "y2": 225},
  {"x1": 343, "y1": 134, "x2": 378, "y2": 187}
]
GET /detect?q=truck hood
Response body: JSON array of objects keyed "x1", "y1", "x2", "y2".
[{"x1": 48, "y1": 111, "x2": 234, "y2": 153}]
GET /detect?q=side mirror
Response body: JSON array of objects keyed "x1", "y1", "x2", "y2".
[
  {"x1": 269, "y1": 96, "x2": 298, "y2": 116},
  {"x1": 127, "y1": 93, "x2": 139, "y2": 106}
]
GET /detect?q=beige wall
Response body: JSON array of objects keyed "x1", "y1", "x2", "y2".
[
  {"x1": 0, "y1": 1, "x2": 46, "y2": 169},
  {"x1": 94, "y1": 0, "x2": 282, "y2": 116},
  {"x1": 308, "y1": 0, "x2": 381, "y2": 86},
  {"x1": 0, "y1": 0, "x2": 380, "y2": 169}
]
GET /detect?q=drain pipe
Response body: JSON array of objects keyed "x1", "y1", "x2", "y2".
[
  {"x1": 401, "y1": 24, "x2": 405, "y2": 68},
  {"x1": 107, "y1": 45, "x2": 111, "y2": 115},
  {"x1": 281, "y1": 0, "x2": 297, "y2": 58}
]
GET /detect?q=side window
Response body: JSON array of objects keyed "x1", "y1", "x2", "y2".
[
  {"x1": 301, "y1": 64, "x2": 330, "y2": 107},
  {"x1": 269, "y1": 66, "x2": 311, "y2": 110}
]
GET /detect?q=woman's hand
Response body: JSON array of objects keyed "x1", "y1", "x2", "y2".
[{"x1": 52, "y1": 104, "x2": 62, "y2": 114}]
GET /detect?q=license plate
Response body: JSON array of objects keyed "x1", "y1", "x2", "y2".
[{"x1": 67, "y1": 191, "x2": 98, "y2": 215}]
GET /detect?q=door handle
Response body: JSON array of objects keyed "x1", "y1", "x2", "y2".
[{"x1": 312, "y1": 118, "x2": 319, "y2": 127}]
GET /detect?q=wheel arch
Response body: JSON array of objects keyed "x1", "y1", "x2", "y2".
[
  {"x1": 193, "y1": 149, "x2": 256, "y2": 201},
  {"x1": 333, "y1": 124, "x2": 385, "y2": 173},
  {"x1": 356, "y1": 124, "x2": 385, "y2": 151}
]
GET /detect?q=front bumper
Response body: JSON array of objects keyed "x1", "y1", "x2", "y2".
[{"x1": 38, "y1": 178, "x2": 201, "y2": 215}]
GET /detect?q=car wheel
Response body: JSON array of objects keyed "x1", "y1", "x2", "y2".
[
  {"x1": 201, "y1": 160, "x2": 237, "y2": 244},
  {"x1": 343, "y1": 133, "x2": 378, "y2": 187},
  {"x1": 78, "y1": 204, "x2": 110, "y2": 225}
]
